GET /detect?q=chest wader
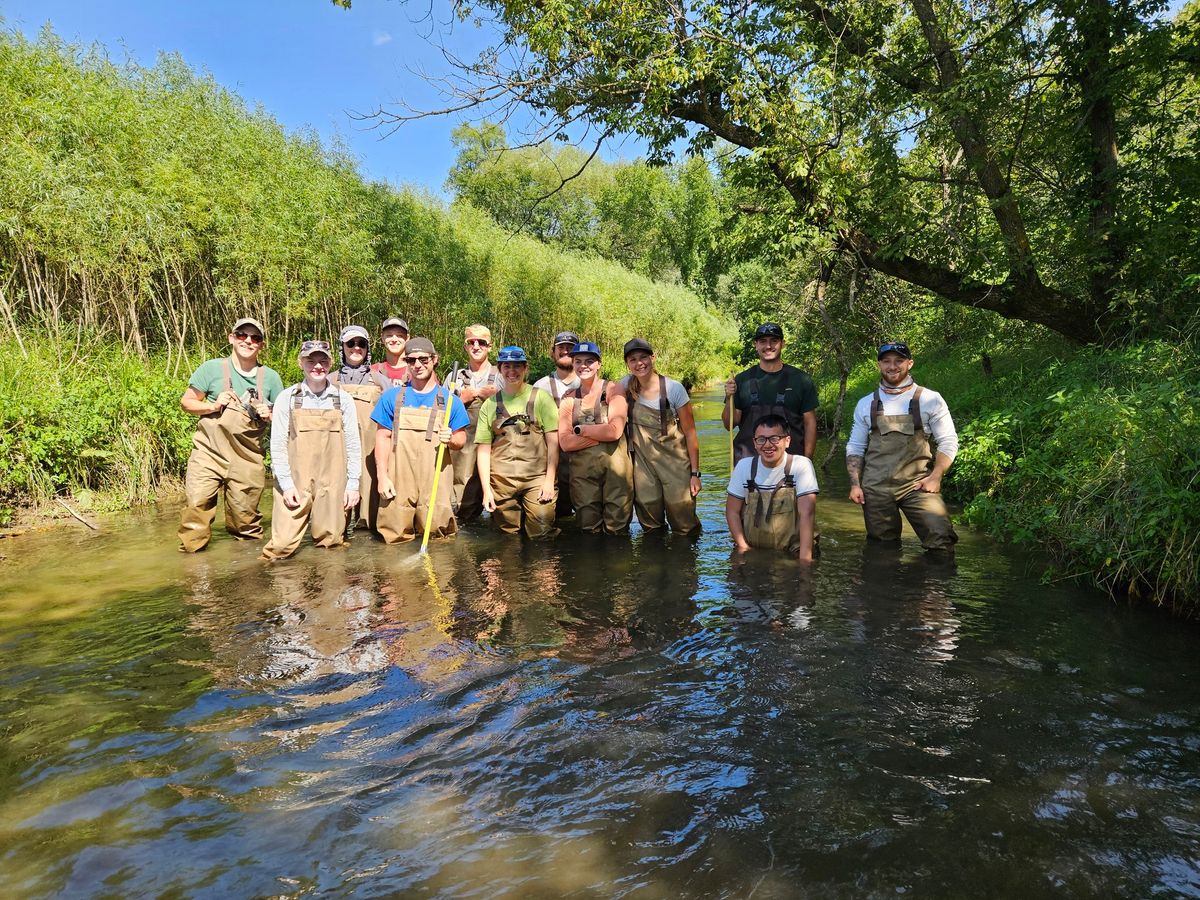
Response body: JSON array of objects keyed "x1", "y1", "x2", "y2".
[
  {"x1": 331, "y1": 374, "x2": 381, "y2": 532},
  {"x1": 179, "y1": 359, "x2": 267, "y2": 552},
  {"x1": 733, "y1": 376, "x2": 807, "y2": 464},
  {"x1": 862, "y1": 386, "x2": 958, "y2": 551},
  {"x1": 452, "y1": 365, "x2": 499, "y2": 526},
  {"x1": 547, "y1": 377, "x2": 574, "y2": 519},
  {"x1": 741, "y1": 455, "x2": 801, "y2": 553},
  {"x1": 489, "y1": 388, "x2": 558, "y2": 539},
  {"x1": 376, "y1": 388, "x2": 458, "y2": 544},
  {"x1": 261, "y1": 389, "x2": 348, "y2": 560},
  {"x1": 626, "y1": 377, "x2": 700, "y2": 536},
  {"x1": 568, "y1": 380, "x2": 634, "y2": 534}
]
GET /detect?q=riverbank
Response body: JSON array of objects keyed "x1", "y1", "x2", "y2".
[{"x1": 823, "y1": 337, "x2": 1200, "y2": 615}]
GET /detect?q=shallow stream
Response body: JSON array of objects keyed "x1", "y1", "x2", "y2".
[{"x1": 1, "y1": 393, "x2": 1198, "y2": 897}]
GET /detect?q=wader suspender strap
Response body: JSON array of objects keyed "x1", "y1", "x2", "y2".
[
  {"x1": 223, "y1": 358, "x2": 265, "y2": 404},
  {"x1": 391, "y1": 387, "x2": 407, "y2": 450},
  {"x1": 657, "y1": 375, "x2": 668, "y2": 435},
  {"x1": 526, "y1": 389, "x2": 538, "y2": 421},
  {"x1": 748, "y1": 454, "x2": 797, "y2": 528},
  {"x1": 550, "y1": 379, "x2": 560, "y2": 403},
  {"x1": 424, "y1": 388, "x2": 446, "y2": 442},
  {"x1": 288, "y1": 384, "x2": 341, "y2": 441},
  {"x1": 572, "y1": 381, "x2": 609, "y2": 427},
  {"x1": 871, "y1": 385, "x2": 925, "y2": 431},
  {"x1": 494, "y1": 391, "x2": 510, "y2": 430},
  {"x1": 222, "y1": 359, "x2": 231, "y2": 393},
  {"x1": 371, "y1": 369, "x2": 391, "y2": 390}
]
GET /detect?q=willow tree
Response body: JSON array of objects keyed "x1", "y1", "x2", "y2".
[{"x1": 378, "y1": 0, "x2": 1200, "y2": 344}]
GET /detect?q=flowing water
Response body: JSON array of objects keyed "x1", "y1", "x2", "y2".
[{"x1": 1, "y1": 393, "x2": 1198, "y2": 898}]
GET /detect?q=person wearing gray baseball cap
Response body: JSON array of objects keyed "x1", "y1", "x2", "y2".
[
  {"x1": 533, "y1": 329, "x2": 583, "y2": 518},
  {"x1": 722, "y1": 321, "x2": 819, "y2": 464},
  {"x1": 177, "y1": 317, "x2": 285, "y2": 552},
  {"x1": 370, "y1": 316, "x2": 411, "y2": 388},
  {"x1": 330, "y1": 324, "x2": 386, "y2": 531}
]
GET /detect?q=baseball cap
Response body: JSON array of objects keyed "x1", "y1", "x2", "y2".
[
  {"x1": 404, "y1": 336, "x2": 436, "y2": 355},
  {"x1": 299, "y1": 339, "x2": 333, "y2": 359},
  {"x1": 569, "y1": 341, "x2": 602, "y2": 359},
  {"x1": 339, "y1": 325, "x2": 369, "y2": 344},
  {"x1": 552, "y1": 331, "x2": 580, "y2": 347},
  {"x1": 754, "y1": 323, "x2": 784, "y2": 340},
  {"x1": 623, "y1": 338, "x2": 653, "y2": 358},
  {"x1": 380, "y1": 317, "x2": 410, "y2": 334},
  {"x1": 497, "y1": 346, "x2": 528, "y2": 363},
  {"x1": 877, "y1": 341, "x2": 913, "y2": 360},
  {"x1": 232, "y1": 317, "x2": 265, "y2": 337}
]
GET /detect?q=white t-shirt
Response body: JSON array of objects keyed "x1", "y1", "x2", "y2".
[
  {"x1": 618, "y1": 375, "x2": 691, "y2": 411},
  {"x1": 727, "y1": 454, "x2": 819, "y2": 499},
  {"x1": 844, "y1": 384, "x2": 958, "y2": 461},
  {"x1": 533, "y1": 371, "x2": 581, "y2": 401}
]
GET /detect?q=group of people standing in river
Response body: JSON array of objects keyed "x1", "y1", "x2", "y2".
[{"x1": 177, "y1": 316, "x2": 959, "y2": 563}]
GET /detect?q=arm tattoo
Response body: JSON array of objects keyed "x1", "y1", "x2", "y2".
[{"x1": 847, "y1": 455, "x2": 864, "y2": 488}]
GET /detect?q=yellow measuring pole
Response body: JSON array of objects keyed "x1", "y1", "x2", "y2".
[{"x1": 419, "y1": 363, "x2": 459, "y2": 555}]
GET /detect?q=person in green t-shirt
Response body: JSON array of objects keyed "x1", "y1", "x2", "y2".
[
  {"x1": 475, "y1": 346, "x2": 561, "y2": 538},
  {"x1": 177, "y1": 317, "x2": 285, "y2": 552},
  {"x1": 722, "y1": 322, "x2": 819, "y2": 463}
]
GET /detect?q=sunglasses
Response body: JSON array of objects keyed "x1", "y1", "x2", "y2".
[
  {"x1": 404, "y1": 355, "x2": 433, "y2": 365},
  {"x1": 344, "y1": 339, "x2": 369, "y2": 350},
  {"x1": 753, "y1": 434, "x2": 787, "y2": 447},
  {"x1": 301, "y1": 340, "x2": 332, "y2": 354},
  {"x1": 234, "y1": 331, "x2": 264, "y2": 344},
  {"x1": 466, "y1": 339, "x2": 491, "y2": 348}
]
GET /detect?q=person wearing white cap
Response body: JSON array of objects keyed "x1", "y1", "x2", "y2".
[
  {"x1": 330, "y1": 324, "x2": 385, "y2": 531},
  {"x1": 260, "y1": 340, "x2": 361, "y2": 559},
  {"x1": 178, "y1": 317, "x2": 285, "y2": 552}
]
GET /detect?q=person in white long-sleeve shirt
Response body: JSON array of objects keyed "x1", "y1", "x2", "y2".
[
  {"x1": 261, "y1": 340, "x2": 362, "y2": 559},
  {"x1": 845, "y1": 341, "x2": 958, "y2": 552}
]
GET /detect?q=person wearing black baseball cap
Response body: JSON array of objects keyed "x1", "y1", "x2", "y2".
[
  {"x1": 845, "y1": 341, "x2": 958, "y2": 551},
  {"x1": 557, "y1": 341, "x2": 634, "y2": 534},
  {"x1": 722, "y1": 322, "x2": 819, "y2": 464},
  {"x1": 178, "y1": 317, "x2": 285, "y2": 552}
]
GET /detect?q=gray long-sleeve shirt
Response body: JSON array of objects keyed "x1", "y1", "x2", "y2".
[{"x1": 270, "y1": 382, "x2": 361, "y2": 493}]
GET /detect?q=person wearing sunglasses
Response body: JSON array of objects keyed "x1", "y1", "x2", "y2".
[
  {"x1": 178, "y1": 317, "x2": 285, "y2": 552},
  {"x1": 726, "y1": 414, "x2": 818, "y2": 560},
  {"x1": 722, "y1": 322, "x2": 819, "y2": 464},
  {"x1": 451, "y1": 324, "x2": 503, "y2": 525},
  {"x1": 557, "y1": 341, "x2": 634, "y2": 534},
  {"x1": 370, "y1": 316, "x2": 411, "y2": 387},
  {"x1": 260, "y1": 340, "x2": 362, "y2": 560},
  {"x1": 845, "y1": 342, "x2": 958, "y2": 552},
  {"x1": 371, "y1": 337, "x2": 470, "y2": 543},
  {"x1": 533, "y1": 330, "x2": 582, "y2": 519},
  {"x1": 329, "y1": 324, "x2": 386, "y2": 532},
  {"x1": 474, "y1": 346, "x2": 561, "y2": 538}
]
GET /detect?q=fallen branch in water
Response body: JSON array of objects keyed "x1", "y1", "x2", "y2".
[{"x1": 54, "y1": 497, "x2": 98, "y2": 531}]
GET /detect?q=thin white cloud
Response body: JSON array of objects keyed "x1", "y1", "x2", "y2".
[{"x1": 372, "y1": 30, "x2": 392, "y2": 47}]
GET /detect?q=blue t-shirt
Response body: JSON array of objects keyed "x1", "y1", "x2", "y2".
[{"x1": 372, "y1": 384, "x2": 470, "y2": 432}]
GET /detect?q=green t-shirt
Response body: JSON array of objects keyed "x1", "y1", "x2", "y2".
[
  {"x1": 188, "y1": 357, "x2": 285, "y2": 404},
  {"x1": 733, "y1": 364, "x2": 818, "y2": 417},
  {"x1": 475, "y1": 385, "x2": 560, "y2": 444}
]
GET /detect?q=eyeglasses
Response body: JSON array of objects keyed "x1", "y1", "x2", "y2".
[
  {"x1": 752, "y1": 434, "x2": 787, "y2": 447},
  {"x1": 344, "y1": 339, "x2": 369, "y2": 350},
  {"x1": 466, "y1": 339, "x2": 491, "y2": 348},
  {"x1": 234, "y1": 331, "x2": 264, "y2": 344},
  {"x1": 404, "y1": 355, "x2": 433, "y2": 365}
]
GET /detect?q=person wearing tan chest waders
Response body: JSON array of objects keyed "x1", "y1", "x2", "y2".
[
  {"x1": 620, "y1": 338, "x2": 702, "y2": 536},
  {"x1": 370, "y1": 317, "x2": 411, "y2": 388},
  {"x1": 329, "y1": 324, "x2": 387, "y2": 532},
  {"x1": 178, "y1": 317, "x2": 284, "y2": 552},
  {"x1": 557, "y1": 341, "x2": 634, "y2": 534},
  {"x1": 371, "y1": 337, "x2": 470, "y2": 543},
  {"x1": 726, "y1": 414, "x2": 819, "y2": 561},
  {"x1": 723, "y1": 322, "x2": 819, "y2": 464},
  {"x1": 452, "y1": 324, "x2": 502, "y2": 525},
  {"x1": 533, "y1": 330, "x2": 582, "y2": 519},
  {"x1": 846, "y1": 341, "x2": 959, "y2": 553},
  {"x1": 475, "y1": 346, "x2": 562, "y2": 538},
  {"x1": 260, "y1": 341, "x2": 362, "y2": 560}
]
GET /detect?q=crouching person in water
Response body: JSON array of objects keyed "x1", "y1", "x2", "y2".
[
  {"x1": 475, "y1": 346, "x2": 561, "y2": 538},
  {"x1": 557, "y1": 341, "x2": 634, "y2": 534},
  {"x1": 260, "y1": 340, "x2": 361, "y2": 560},
  {"x1": 371, "y1": 337, "x2": 469, "y2": 543},
  {"x1": 726, "y1": 414, "x2": 818, "y2": 561},
  {"x1": 846, "y1": 341, "x2": 958, "y2": 552}
]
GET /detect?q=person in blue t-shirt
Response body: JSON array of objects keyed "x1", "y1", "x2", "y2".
[{"x1": 370, "y1": 337, "x2": 470, "y2": 543}]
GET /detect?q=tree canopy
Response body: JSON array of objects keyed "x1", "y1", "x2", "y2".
[{"x1": 399, "y1": 0, "x2": 1200, "y2": 344}]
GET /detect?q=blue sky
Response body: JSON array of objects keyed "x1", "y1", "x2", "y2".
[{"x1": 0, "y1": 0, "x2": 550, "y2": 194}]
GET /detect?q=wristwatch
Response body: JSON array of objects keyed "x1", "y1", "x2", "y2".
[
  {"x1": 690, "y1": 470, "x2": 702, "y2": 478},
  {"x1": 573, "y1": 425, "x2": 582, "y2": 435}
]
